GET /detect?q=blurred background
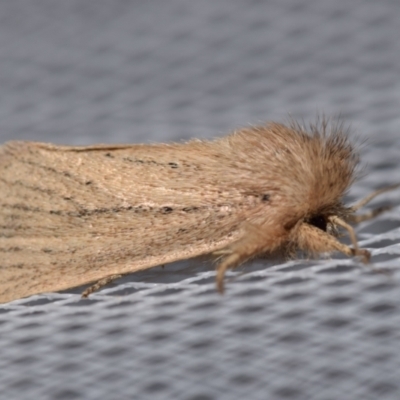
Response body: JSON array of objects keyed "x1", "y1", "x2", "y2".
[{"x1": 1, "y1": 1, "x2": 400, "y2": 399}]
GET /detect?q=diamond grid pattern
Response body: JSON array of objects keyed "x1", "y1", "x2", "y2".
[{"x1": 1, "y1": 0, "x2": 400, "y2": 399}]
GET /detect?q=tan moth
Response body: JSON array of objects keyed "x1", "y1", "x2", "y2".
[{"x1": 0, "y1": 119, "x2": 398, "y2": 303}]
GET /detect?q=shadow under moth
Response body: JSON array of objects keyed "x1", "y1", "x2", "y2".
[{"x1": 0, "y1": 119, "x2": 398, "y2": 303}]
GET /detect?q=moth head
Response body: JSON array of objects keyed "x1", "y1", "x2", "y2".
[
  {"x1": 306, "y1": 214, "x2": 328, "y2": 232},
  {"x1": 304, "y1": 203, "x2": 351, "y2": 236}
]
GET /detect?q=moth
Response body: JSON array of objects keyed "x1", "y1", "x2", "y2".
[{"x1": 0, "y1": 119, "x2": 397, "y2": 303}]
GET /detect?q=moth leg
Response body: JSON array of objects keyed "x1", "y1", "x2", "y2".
[
  {"x1": 297, "y1": 223, "x2": 396, "y2": 277},
  {"x1": 81, "y1": 274, "x2": 122, "y2": 298},
  {"x1": 348, "y1": 205, "x2": 393, "y2": 224},
  {"x1": 348, "y1": 184, "x2": 399, "y2": 223},
  {"x1": 215, "y1": 224, "x2": 286, "y2": 294},
  {"x1": 296, "y1": 222, "x2": 370, "y2": 262},
  {"x1": 329, "y1": 216, "x2": 360, "y2": 252}
]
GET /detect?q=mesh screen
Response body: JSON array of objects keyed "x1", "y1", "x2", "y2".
[{"x1": 1, "y1": 1, "x2": 400, "y2": 399}]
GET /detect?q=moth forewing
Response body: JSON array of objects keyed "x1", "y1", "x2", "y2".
[
  {"x1": 0, "y1": 139, "x2": 263, "y2": 303},
  {"x1": 0, "y1": 120, "x2": 397, "y2": 303}
]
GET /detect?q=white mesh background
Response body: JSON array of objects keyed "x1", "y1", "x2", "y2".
[{"x1": 1, "y1": 1, "x2": 400, "y2": 399}]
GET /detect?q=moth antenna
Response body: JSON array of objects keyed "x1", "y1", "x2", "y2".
[{"x1": 351, "y1": 184, "x2": 400, "y2": 211}]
